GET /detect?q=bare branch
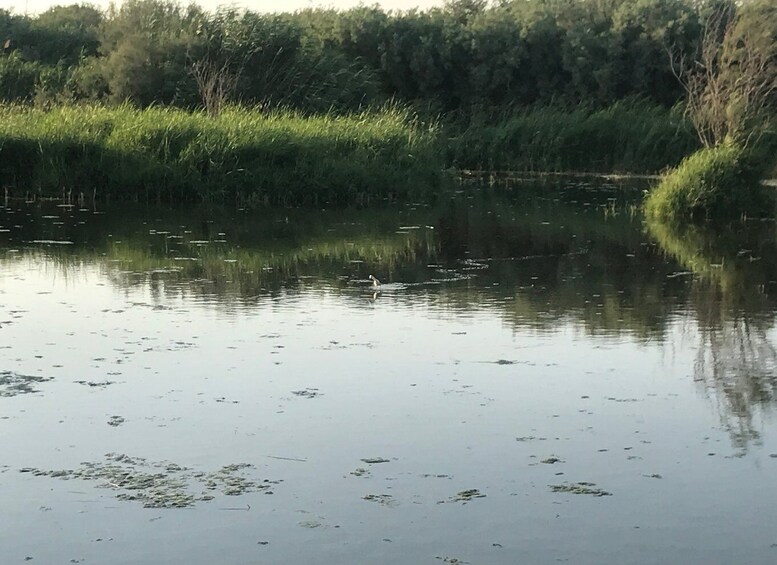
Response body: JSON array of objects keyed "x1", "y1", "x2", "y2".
[
  {"x1": 669, "y1": 3, "x2": 776, "y2": 149},
  {"x1": 189, "y1": 58, "x2": 238, "y2": 117}
]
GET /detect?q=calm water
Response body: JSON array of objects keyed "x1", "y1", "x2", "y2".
[{"x1": 2, "y1": 180, "x2": 777, "y2": 564}]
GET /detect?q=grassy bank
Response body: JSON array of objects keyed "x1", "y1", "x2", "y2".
[
  {"x1": 448, "y1": 100, "x2": 699, "y2": 174},
  {"x1": 0, "y1": 101, "x2": 704, "y2": 206},
  {"x1": 0, "y1": 104, "x2": 443, "y2": 205}
]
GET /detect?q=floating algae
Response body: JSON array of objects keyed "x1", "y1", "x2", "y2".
[
  {"x1": 361, "y1": 457, "x2": 391, "y2": 464},
  {"x1": 74, "y1": 380, "x2": 117, "y2": 389},
  {"x1": 107, "y1": 416, "x2": 125, "y2": 427},
  {"x1": 291, "y1": 388, "x2": 321, "y2": 399},
  {"x1": 441, "y1": 489, "x2": 486, "y2": 504},
  {"x1": 550, "y1": 482, "x2": 612, "y2": 497},
  {"x1": 19, "y1": 454, "x2": 278, "y2": 508},
  {"x1": 0, "y1": 371, "x2": 53, "y2": 397},
  {"x1": 362, "y1": 494, "x2": 397, "y2": 507}
]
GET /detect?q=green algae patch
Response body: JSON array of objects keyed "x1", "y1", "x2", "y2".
[
  {"x1": 0, "y1": 371, "x2": 53, "y2": 397},
  {"x1": 550, "y1": 482, "x2": 612, "y2": 497},
  {"x1": 362, "y1": 494, "x2": 398, "y2": 507},
  {"x1": 107, "y1": 415, "x2": 125, "y2": 427},
  {"x1": 20, "y1": 453, "x2": 279, "y2": 508},
  {"x1": 441, "y1": 489, "x2": 486, "y2": 503}
]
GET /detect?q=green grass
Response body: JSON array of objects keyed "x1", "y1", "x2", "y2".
[
  {"x1": 0, "y1": 104, "x2": 444, "y2": 205},
  {"x1": 644, "y1": 141, "x2": 775, "y2": 221},
  {"x1": 0, "y1": 100, "x2": 718, "y2": 207},
  {"x1": 447, "y1": 99, "x2": 699, "y2": 174}
]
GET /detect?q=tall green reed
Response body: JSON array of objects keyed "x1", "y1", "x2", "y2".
[
  {"x1": 447, "y1": 99, "x2": 700, "y2": 174},
  {"x1": 0, "y1": 103, "x2": 444, "y2": 205}
]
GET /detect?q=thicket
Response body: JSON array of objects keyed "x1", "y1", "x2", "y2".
[
  {"x1": 646, "y1": 0, "x2": 777, "y2": 220},
  {"x1": 0, "y1": 0, "x2": 706, "y2": 112}
]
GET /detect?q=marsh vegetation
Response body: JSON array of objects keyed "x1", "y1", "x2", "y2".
[
  {"x1": 0, "y1": 104, "x2": 442, "y2": 204},
  {"x1": 1, "y1": 0, "x2": 774, "y2": 209}
]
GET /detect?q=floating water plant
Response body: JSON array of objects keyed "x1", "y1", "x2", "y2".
[
  {"x1": 550, "y1": 482, "x2": 612, "y2": 497},
  {"x1": 19, "y1": 453, "x2": 279, "y2": 508},
  {"x1": 0, "y1": 371, "x2": 53, "y2": 397}
]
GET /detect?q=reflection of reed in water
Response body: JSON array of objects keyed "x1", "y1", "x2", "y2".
[
  {"x1": 647, "y1": 217, "x2": 777, "y2": 451},
  {"x1": 693, "y1": 297, "x2": 777, "y2": 451}
]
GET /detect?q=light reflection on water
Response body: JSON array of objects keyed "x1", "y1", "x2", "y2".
[{"x1": 1, "y1": 182, "x2": 777, "y2": 564}]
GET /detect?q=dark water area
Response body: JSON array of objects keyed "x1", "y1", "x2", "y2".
[{"x1": 2, "y1": 179, "x2": 777, "y2": 564}]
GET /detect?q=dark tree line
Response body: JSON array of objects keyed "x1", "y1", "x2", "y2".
[{"x1": 0, "y1": 0, "x2": 771, "y2": 114}]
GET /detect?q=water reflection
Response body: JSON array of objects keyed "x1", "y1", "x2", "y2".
[
  {"x1": 7, "y1": 182, "x2": 777, "y2": 564},
  {"x1": 0, "y1": 184, "x2": 683, "y2": 335},
  {"x1": 646, "y1": 217, "x2": 777, "y2": 450},
  {"x1": 3, "y1": 183, "x2": 777, "y2": 451}
]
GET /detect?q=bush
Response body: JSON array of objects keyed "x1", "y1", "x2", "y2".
[{"x1": 644, "y1": 141, "x2": 775, "y2": 221}]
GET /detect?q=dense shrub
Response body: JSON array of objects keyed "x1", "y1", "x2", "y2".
[{"x1": 644, "y1": 142, "x2": 775, "y2": 220}]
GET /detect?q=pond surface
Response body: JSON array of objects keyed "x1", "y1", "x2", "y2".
[{"x1": 2, "y1": 179, "x2": 777, "y2": 564}]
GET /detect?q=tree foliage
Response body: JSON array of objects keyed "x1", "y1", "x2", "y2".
[
  {"x1": 671, "y1": 0, "x2": 777, "y2": 148},
  {"x1": 0, "y1": 0, "x2": 769, "y2": 118}
]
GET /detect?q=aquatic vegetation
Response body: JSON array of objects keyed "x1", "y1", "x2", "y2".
[
  {"x1": 360, "y1": 457, "x2": 391, "y2": 464},
  {"x1": 0, "y1": 101, "x2": 708, "y2": 206},
  {"x1": 447, "y1": 489, "x2": 486, "y2": 503},
  {"x1": 449, "y1": 100, "x2": 699, "y2": 174},
  {"x1": 644, "y1": 142, "x2": 775, "y2": 221},
  {"x1": 0, "y1": 104, "x2": 443, "y2": 205},
  {"x1": 0, "y1": 371, "x2": 53, "y2": 397},
  {"x1": 106, "y1": 415, "x2": 125, "y2": 427},
  {"x1": 550, "y1": 482, "x2": 612, "y2": 497},
  {"x1": 291, "y1": 388, "x2": 321, "y2": 399},
  {"x1": 20, "y1": 454, "x2": 277, "y2": 509},
  {"x1": 74, "y1": 380, "x2": 117, "y2": 388},
  {"x1": 362, "y1": 494, "x2": 397, "y2": 507}
]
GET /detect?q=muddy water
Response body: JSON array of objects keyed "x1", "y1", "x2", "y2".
[{"x1": 2, "y1": 181, "x2": 777, "y2": 564}]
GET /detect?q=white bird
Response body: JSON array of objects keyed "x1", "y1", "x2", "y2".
[{"x1": 368, "y1": 274, "x2": 381, "y2": 288}]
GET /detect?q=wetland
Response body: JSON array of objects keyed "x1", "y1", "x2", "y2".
[{"x1": 2, "y1": 178, "x2": 777, "y2": 564}]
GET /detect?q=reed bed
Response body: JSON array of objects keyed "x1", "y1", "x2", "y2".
[
  {"x1": 0, "y1": 101, "x2": 706, "y2": 206},
  {"x1": 448, "y1": 100, "x2": 699, "y2": 174},
  {"x1": 0, "y1": 104, "x2": 443, "y2": 205}
]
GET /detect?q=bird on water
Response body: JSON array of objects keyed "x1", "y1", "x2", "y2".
[{"x1": 368, "y1": 274, "x2": 381, "y2": 287}]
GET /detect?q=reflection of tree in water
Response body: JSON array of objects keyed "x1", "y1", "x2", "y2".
[
  {"x1": 6, "y1": 189, "x2": 777, "y2": 450},
  {"x1": 648, "y1": 218, "x2": 777, "y2": 451},
  {"x1": 693, "y1": 291, "x2": 777, "y2": 450}
]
